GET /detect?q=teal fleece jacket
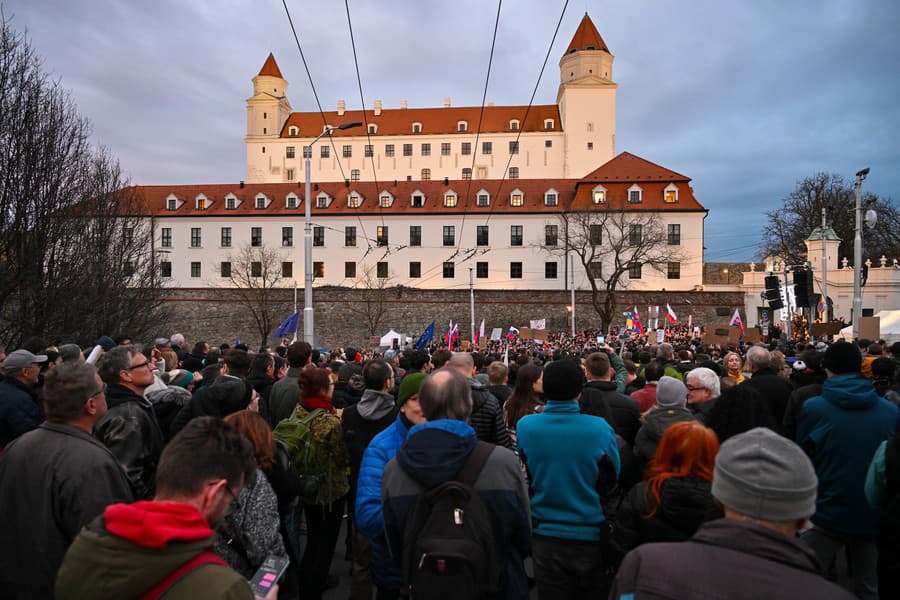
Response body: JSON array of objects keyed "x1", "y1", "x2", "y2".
[{"x1": 516, "y1": 400, "x2": 620, "y2": 541}]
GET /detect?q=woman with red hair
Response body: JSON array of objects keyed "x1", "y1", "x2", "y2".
[{"x1": 612, "y1": 421, "x2": 723, "y2": 556}]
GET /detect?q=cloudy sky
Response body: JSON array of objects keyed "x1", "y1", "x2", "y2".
[{"x1": 5, "y1": 0, "x2": 898, "y2": 261}]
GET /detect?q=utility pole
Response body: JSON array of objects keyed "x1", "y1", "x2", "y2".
[
  {"x1": 821, "y1": 206, "x2": 828, "y2": 322},
  {"x1": 570, "y1": 254, "x2": 576, "y2": 336},
  {"x1": 469, "y1": 267, "x2": 475, "y2": 343},
  {"x1": 852, "y1": 167, "x2": 869, "y2": 339}
]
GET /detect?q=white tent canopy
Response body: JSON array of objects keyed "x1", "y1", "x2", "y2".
[
  {"x1": 379, "y1": 329, "x2": 411, "y2": 347},
  {"x1": 839, "y1": 310, "x2": 900, "y2": 343}
]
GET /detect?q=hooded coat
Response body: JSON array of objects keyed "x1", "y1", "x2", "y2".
[
  {"x1": 797, "y1": 372, "x2": 899, "y2": 536},
  {"x1": 169, "y1": 376, "x2": 253, "y2": 436},
  {"x1": 633, "y1": 406, "x2": 696, "y2": 467},
  {"x1": 381, "y1": 420, "x2": 531, "y2": 600},
  {"x1": 56, "y1": 501, "x2": 252, "y2": 599}
]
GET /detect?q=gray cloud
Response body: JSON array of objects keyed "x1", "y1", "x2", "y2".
[{"x1": 5, "y1": 0, "x2": 898, "y2": 261}]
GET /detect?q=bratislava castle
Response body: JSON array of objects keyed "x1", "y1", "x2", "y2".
[{"x1": 136, "y1": 14, "x2": 706, "y2": 292}]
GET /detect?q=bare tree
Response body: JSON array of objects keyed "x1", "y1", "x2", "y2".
[
  {"x1": 542, "y1": 210, "x2": 685, "y2": 331},
  {"x1": 0, "y1": 16, "x2": 168, "y2": 346},
  {"x1": 762, "y1": 172, "x2": 899, "y2": 265},
  {"x1": 218, "y1": 243, "x2": 288, "y2": 347},
  {"x1": 345, "y1": 264, "x2": 394, "y2": 338}
]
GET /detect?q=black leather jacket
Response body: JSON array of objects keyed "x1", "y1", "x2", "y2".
[{"x1": 94, "y1": 384, "x2": 165, "y2": 499}]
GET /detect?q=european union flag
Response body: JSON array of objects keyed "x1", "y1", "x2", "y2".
[
  {"x1": 416, "y1": 321, "x2": 435, "y2": 349},
  {"x1": 272, "y1": 311, "x2": 300, "y2": 337}
]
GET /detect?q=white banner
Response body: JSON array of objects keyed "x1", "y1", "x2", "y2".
[
  {"x1": 530, "y1": 319, "x2": 546, "y2": 330},
  {"x1": 656, "y1": 329, "x2": 665, "y2": 343},
  {"x1": 490, "y1": 327, "x2": 503, "y2": 341}
]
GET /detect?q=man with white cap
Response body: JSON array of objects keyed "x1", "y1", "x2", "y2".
[
  {"x1": 0, "y1": 349, "x2": 48, "y2": 448},
  {"x1": 611, "y1": 427, "x2": 854, "y2": 599}
]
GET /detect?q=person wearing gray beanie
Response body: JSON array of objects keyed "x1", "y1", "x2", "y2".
[
  {"x1": 611, "y1": 427, "x2": 856, "y2": 600},
  {"x1": 633, "y1": 376, "x2": 695, "y2": 467},
  {"x1": 712, "y1": 427, "x2": 817, "y2": 522}
]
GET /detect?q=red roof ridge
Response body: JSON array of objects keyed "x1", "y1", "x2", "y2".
[
  {"x1": 565, "y1": 13, "x2": 610, "y2": 55},
  {"x1": 582, "y1": 151, "x2": 690, "y2": 182},
  {"x1": 257, "y1": 53, "x2": 283, "y2": 78}
]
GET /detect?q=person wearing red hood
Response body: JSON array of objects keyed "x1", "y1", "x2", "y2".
[{"x1": 56, "y1": 417, "x2": 275, "y2": 599}]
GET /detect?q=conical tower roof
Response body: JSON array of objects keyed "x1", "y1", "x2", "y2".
[
  {"x1": 257, "y1": 53, "x2": 284, "y2": 78},
  {"x1": 564, "y1": 13, "x2": 610, "y2": 54}
]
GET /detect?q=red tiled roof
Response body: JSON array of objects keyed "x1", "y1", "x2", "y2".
[
  {"x1": 130, "y1": 154, "x2": 705, "y2": 217},
  {"x1": 280, "y1": 105, "x2": 561, "y2": 138},
  {"x1": 565, "y1": 13, "x2": 610, "y2": 54},
  {"x1": 257, "y1": 53, "x2": 283, "y2": 78},
  {"x1": 581, "y1": 151, "x2": 690, "y2": 182}
]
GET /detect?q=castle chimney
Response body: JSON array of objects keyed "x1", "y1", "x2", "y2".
[
  {"x1": 443, "y1": 97, "x2": 451, "y2": 107},
  {"x1": 337, "y1": 100, "x2": 345, "y2": 116},
  {"x1": 374, "y1": 100, "x2": 382, "y2": 116},
  {"x1": 400, "y1": 100, "x2": 408, "y2": 109},
  {"x1": 239, "y1": 181, "x2": 244, "y2": 189}
]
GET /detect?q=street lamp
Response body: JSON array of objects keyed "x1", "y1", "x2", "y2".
[
  {"x1": 304, "y1": 121, "x2": 362, "y2": 345},
  {"x1": 852, "y1": 167, "x2": 869, "y2": 339}
]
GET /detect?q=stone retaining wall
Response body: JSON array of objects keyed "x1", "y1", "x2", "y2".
[{"x1": 158, "y1": 287, "x2": 745, "y2": 349}]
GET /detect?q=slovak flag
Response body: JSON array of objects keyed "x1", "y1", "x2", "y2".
[
  {"x1": 445, "y1": 320, "x2": 456, "y2": 350},
  {"x1": 507, "y1": 326, "x2": 520, "y2": 341},
  {"x1": 665, "y1": 304, "x2": 678, "y2": 325},
  {"x1": 473, "y1": 319, "x2": 485, "y2": 346},
  {"x1": 632, "y1": 306, "x2": 645, "y2": 335},
  {"x1": 730, "y1": 308, "x2": 745, "y2": 334}
]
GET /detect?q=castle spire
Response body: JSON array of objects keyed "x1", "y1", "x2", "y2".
[
  {"x1": 257, "y1": 53, "x2": 284, "y2": 78},
  {"x1": 564, "y1": 13, "x2": 610, "y2": 55}
]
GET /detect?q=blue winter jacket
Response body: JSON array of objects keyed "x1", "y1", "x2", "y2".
[
  {"x1": 516, "y1": 399, "x2": 621, "y2": 541},
  {"x1": 381, "y1": 419, "x2": 531, "y2": 600},
  {"x1": 355, "y1": 415, "x2": 409, "y2": 590},
  {"x1": 797, "y1": 372, "x2": 899, "y2": 536},
  {"x1": 0, "y1": 378, "x2": 41, "y2": 449}
]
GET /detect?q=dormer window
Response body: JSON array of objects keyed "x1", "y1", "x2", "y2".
[
  {"x1": 368, "y1": 124, "x2": 377, "y2": 134},
  {"x1": 166, "y1": 195, "x2": 179, "y2": 211},
  {"x1": 457, "y1": 121, "x2": 468, "y2": 132},
  {"x1": 288, "y1": 126, "x2": 299, "y2": 136},
  {"x1": 316, "y1": 192, "x2": 331, "y2": 209},
  {"x1": 628, "y1": 184, "x2": 643, "y2": 204},
  {"x1": 510, "y1": 119, "x2": 519, "y2": 130},
  {"x1": 444, "y1": 190, "x2": 458, "y2": 208},
  {"x1": 348, "y1": 192, "x2": 363, "y2": 208},
  {"x1": 592, "y1": 185, "x2": 607, "y2": 204},
  {"x1": 379, "y1": 192, "x2": 393, "y2": 208},
  {"x1": 412, "y1": 122, "x2": 422, "y2": 133},
  {"x1": 476, "y1": 189, "x2": 490, "y2": 207},
  {"x1": 225, "y1": 193, "x2": 240, "y2": 210},
  {"x1": 664, "y1": 183, "x2": 679, "y2": 204},
  {"x1": 411, "y1": 191, "x2": 425, "y2": 208},
  {"x1": 544, "y1": 119, "x2": 554, "y2": 129},
  {"x1": 286, "y1": 193, "x2": 299, "y2": 209},
  {"x1": 544, "y1": 189, "x2": 559, "y2": 207},
  {"x1": 195, "y1": 194, "x2": 210, "y2": 210},
  {"x1": 510, "y1": 189, "x2": 524, "y2": 207},
  {"x1": 255, "y1": 194, "x2": 270, "y2": 209}
]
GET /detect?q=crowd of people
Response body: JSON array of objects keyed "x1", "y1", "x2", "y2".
[{"x1": 0, "y1": 328, "x2": 898, "y2": 599}]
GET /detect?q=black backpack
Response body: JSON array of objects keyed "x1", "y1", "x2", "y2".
[{"x1": 400, "y1": 441, "x2": 501, "y2": 599}]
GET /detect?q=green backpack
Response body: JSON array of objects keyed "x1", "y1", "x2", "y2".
[{"x1": 272, "y1": 408, "x2": 331, "y2": 504}]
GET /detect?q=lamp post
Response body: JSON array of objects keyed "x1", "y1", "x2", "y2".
[
  {"x1": 852, "y1": 167, "x2": 869, "y2": 339},
  {"x1": 303, "y1": 121, "x2": 362, "y2": 345}
]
